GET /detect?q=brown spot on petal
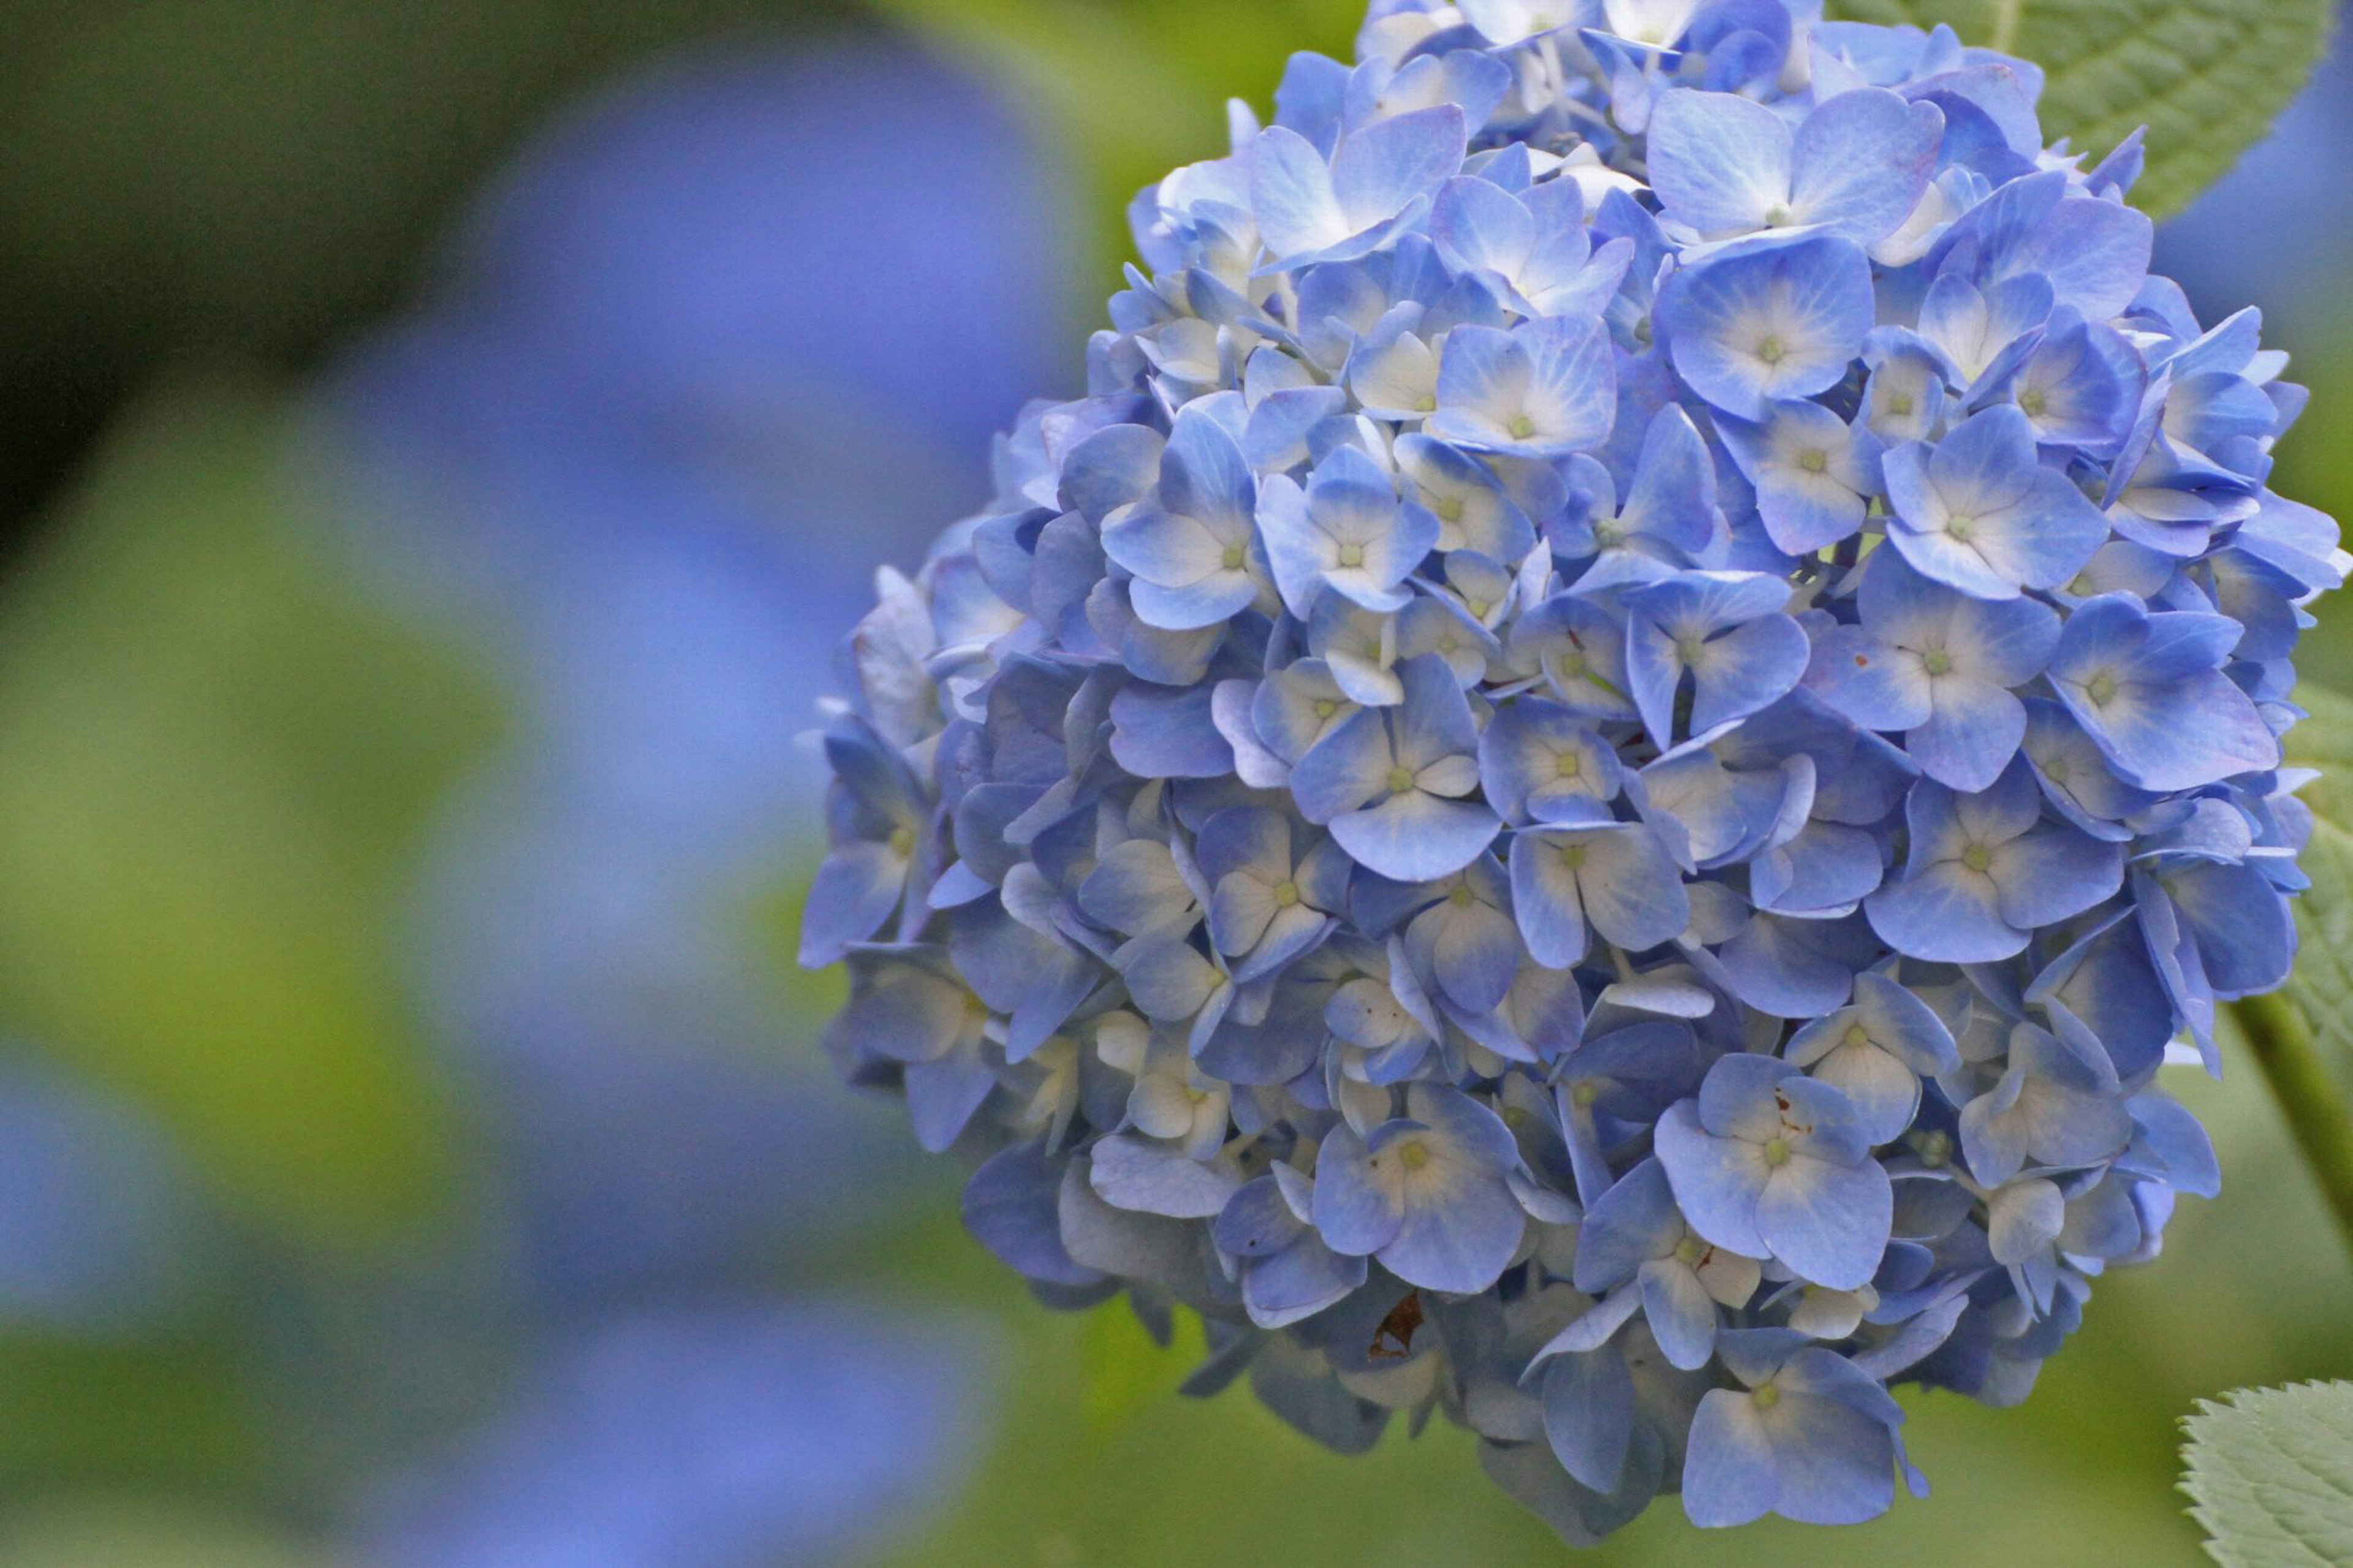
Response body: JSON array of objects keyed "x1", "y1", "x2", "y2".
[{"x1": 1370, "y1": 1291, "x2": 1426, "y2": 1361}]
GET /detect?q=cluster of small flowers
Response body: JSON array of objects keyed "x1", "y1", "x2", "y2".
[{"x1": 800, "y1": 0, "x2": 2346, "y2": 1539}]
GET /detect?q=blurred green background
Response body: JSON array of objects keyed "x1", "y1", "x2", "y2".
[{"x1": 0, "y1": 2, "x2": 2346, "y2": 1564}]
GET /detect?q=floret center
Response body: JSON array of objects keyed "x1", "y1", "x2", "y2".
[
  {"x1": 1509, "y1": 414, "x2": 1539, "y2": 440},
  {"x1": 1798, "y1": 449, "x2": 1828, "y2": 474},
  {"x1": 889, "y1": 825, "x2": 917, "y2": 858},
  {"x1": 1273, "y1": 881, "x2": 1302, "y2": 909},
  {"x1": 2087, "y1": 672, "x2": 2120, "y2": 706},
  {"x1": 2020, "y1": 388, "x2": 2048, "y2": 417},
  {"x1": 1961, "y1": 843, "x2": 1993, "y2": 874},
  {"x1": 1946, "y1": 514, "x2": 1976, "y2": 542},
  {"x1": 1555, "y1": 752, "x2": 1583, "y2": 779},
  {"x1": 1398, "y1": 1140, "x2": 1433, "y2": 1172},
  {"x1": 1752, "y1": 1382, "x2": 1783, "y2": 1410},
  {"x1": 1386, "y1": 766, "x2": 1417, "y2": 795},
  {"x1": 1920, "y1": 649, "x2": 1953, "y2": 676},
  {"x1": 1762, "y1": 1137, "x2": 1793, "y2": 1166},
  {"x1": 1222, "y1": 542, "x2": 1247, "y2": 570},
  {"x1": 1337, "y1": 543, "x2": 1366, "y2": 568},
  {"x1": 1756, "y1": 335, "x2": 1787, "y2": 366}
]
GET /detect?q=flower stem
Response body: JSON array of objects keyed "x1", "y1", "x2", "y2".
[{"x1": 2230, "y1": 992, "x2": 2353, "y2": 1264}]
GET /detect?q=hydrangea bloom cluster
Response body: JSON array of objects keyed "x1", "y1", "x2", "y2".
[{"x1": 801, "y1": 0, "x2": 2346, "y2": 1539}]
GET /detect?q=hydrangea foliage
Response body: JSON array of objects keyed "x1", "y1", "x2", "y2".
[{"x1": 802, "y1": 0, "x2": 2345, "y2": 1540}]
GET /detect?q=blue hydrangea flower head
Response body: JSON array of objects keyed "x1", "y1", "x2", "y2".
[{"x1": 804, "y1": 0, "x2": 2344, "y2": 1540}]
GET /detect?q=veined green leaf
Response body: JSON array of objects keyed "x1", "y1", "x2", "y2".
[
  {"x1": 1827, "y1": 0, "x2": 2336, "y2": 217},
  {"x1": 2182, "y1": 1381, "x2": 2353, "y2": 1567}
]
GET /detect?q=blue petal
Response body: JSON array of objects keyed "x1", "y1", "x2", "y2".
[
  {"x1": 1756, "y1": 1154, "x2": 1892, "y2": 1290},
  {"x1": 1760, "y1": 1390, "x2": 1897, "y2": 1524},
  {"x1": 1309, "y1": 1121, "x2": 1406, "y2": 1256},
  {"x1": 1654, "y1": 236, "x2": 1876, "y2": 419},
  {"x1": 1245, "y1": 1233, "x2": 1368, "y2": 1328},
  {"x1": 1330, "y1": 105, "x2": 1469, "y2": 232},
  {"x1": 1289, "y1": 707, "x2": 1395, "y2": 822},
  {"x1": 1866, "y1": 857, "x2": 2019, "y2": 963},
  {"x1": 1091, "y1": 1133, "x2": 1241, "y2": 1219},
  {"x1": 1645, "y1": 89, "x2": 1789, "y2": 239},
  {"x1": 1381, "y1": 1165, "x2": 1525, "y2": 1293},
  {"x1": 1639, "y1": 1256, "x2": 1723, "y2": 1371},
  {"x1": 1542, "y1": 1347, "x2": 1637, "y2": 1494},
  {"x1": 1909, "y1": 676, "x2": 2024, "y2": 793},
  {"x1": 1572, "y1": 1157, "x2": 1683, "y2": 1292},
  {"x1": 962, "y1": 1140, "x2": 1102, "y2": 1287},
  {"x1": 1335, "y1": 790, "x2": 1502, "y2": 882},
  {"x1": 1681, "y1": 1388, "x2": 1781, "y2": 1528},
  {"x1": 1108, "y1": 682, "x2": 1237, "y2": 779},
  {"x1": 800, "y1": 841, "x2": 910, "y2": 967},
  {"x1": 1654, "y1": 1100, "x2": 1770, "y2": 1258},
  {"x1": 1787, "y1": 88, "x2": 1944, "y2": 246}
]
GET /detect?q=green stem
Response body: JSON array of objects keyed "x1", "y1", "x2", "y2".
[{"x1": 2230, "y1": 991, "x2": 2353, "y2": 1263}]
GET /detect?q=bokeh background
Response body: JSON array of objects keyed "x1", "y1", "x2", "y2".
[{"x1": 0, "y1": 3, "x2": 2345, "y2": 1564}]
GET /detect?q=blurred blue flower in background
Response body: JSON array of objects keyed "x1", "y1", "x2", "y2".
[
  {"x1": 0, "y1": 1055, "x2": 213, "y2": 1337},
  {"x1": 360, "y1": 1302, "x2": 989, "y2": 1568},
  {"x1": 290, "y1": 33, "x2": 1082, "y2": 1563}
]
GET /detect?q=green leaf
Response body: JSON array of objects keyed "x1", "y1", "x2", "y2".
[
  {"x1": 1825, "y1": 0, "x2": 2336, "y2": 218},
  {"x1": 0, "y1": 381, "x2": 504, "y2": 1242},
  {"x1": 2182, "y1": 1382, "x2": 2353, "y2": 1567}
]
